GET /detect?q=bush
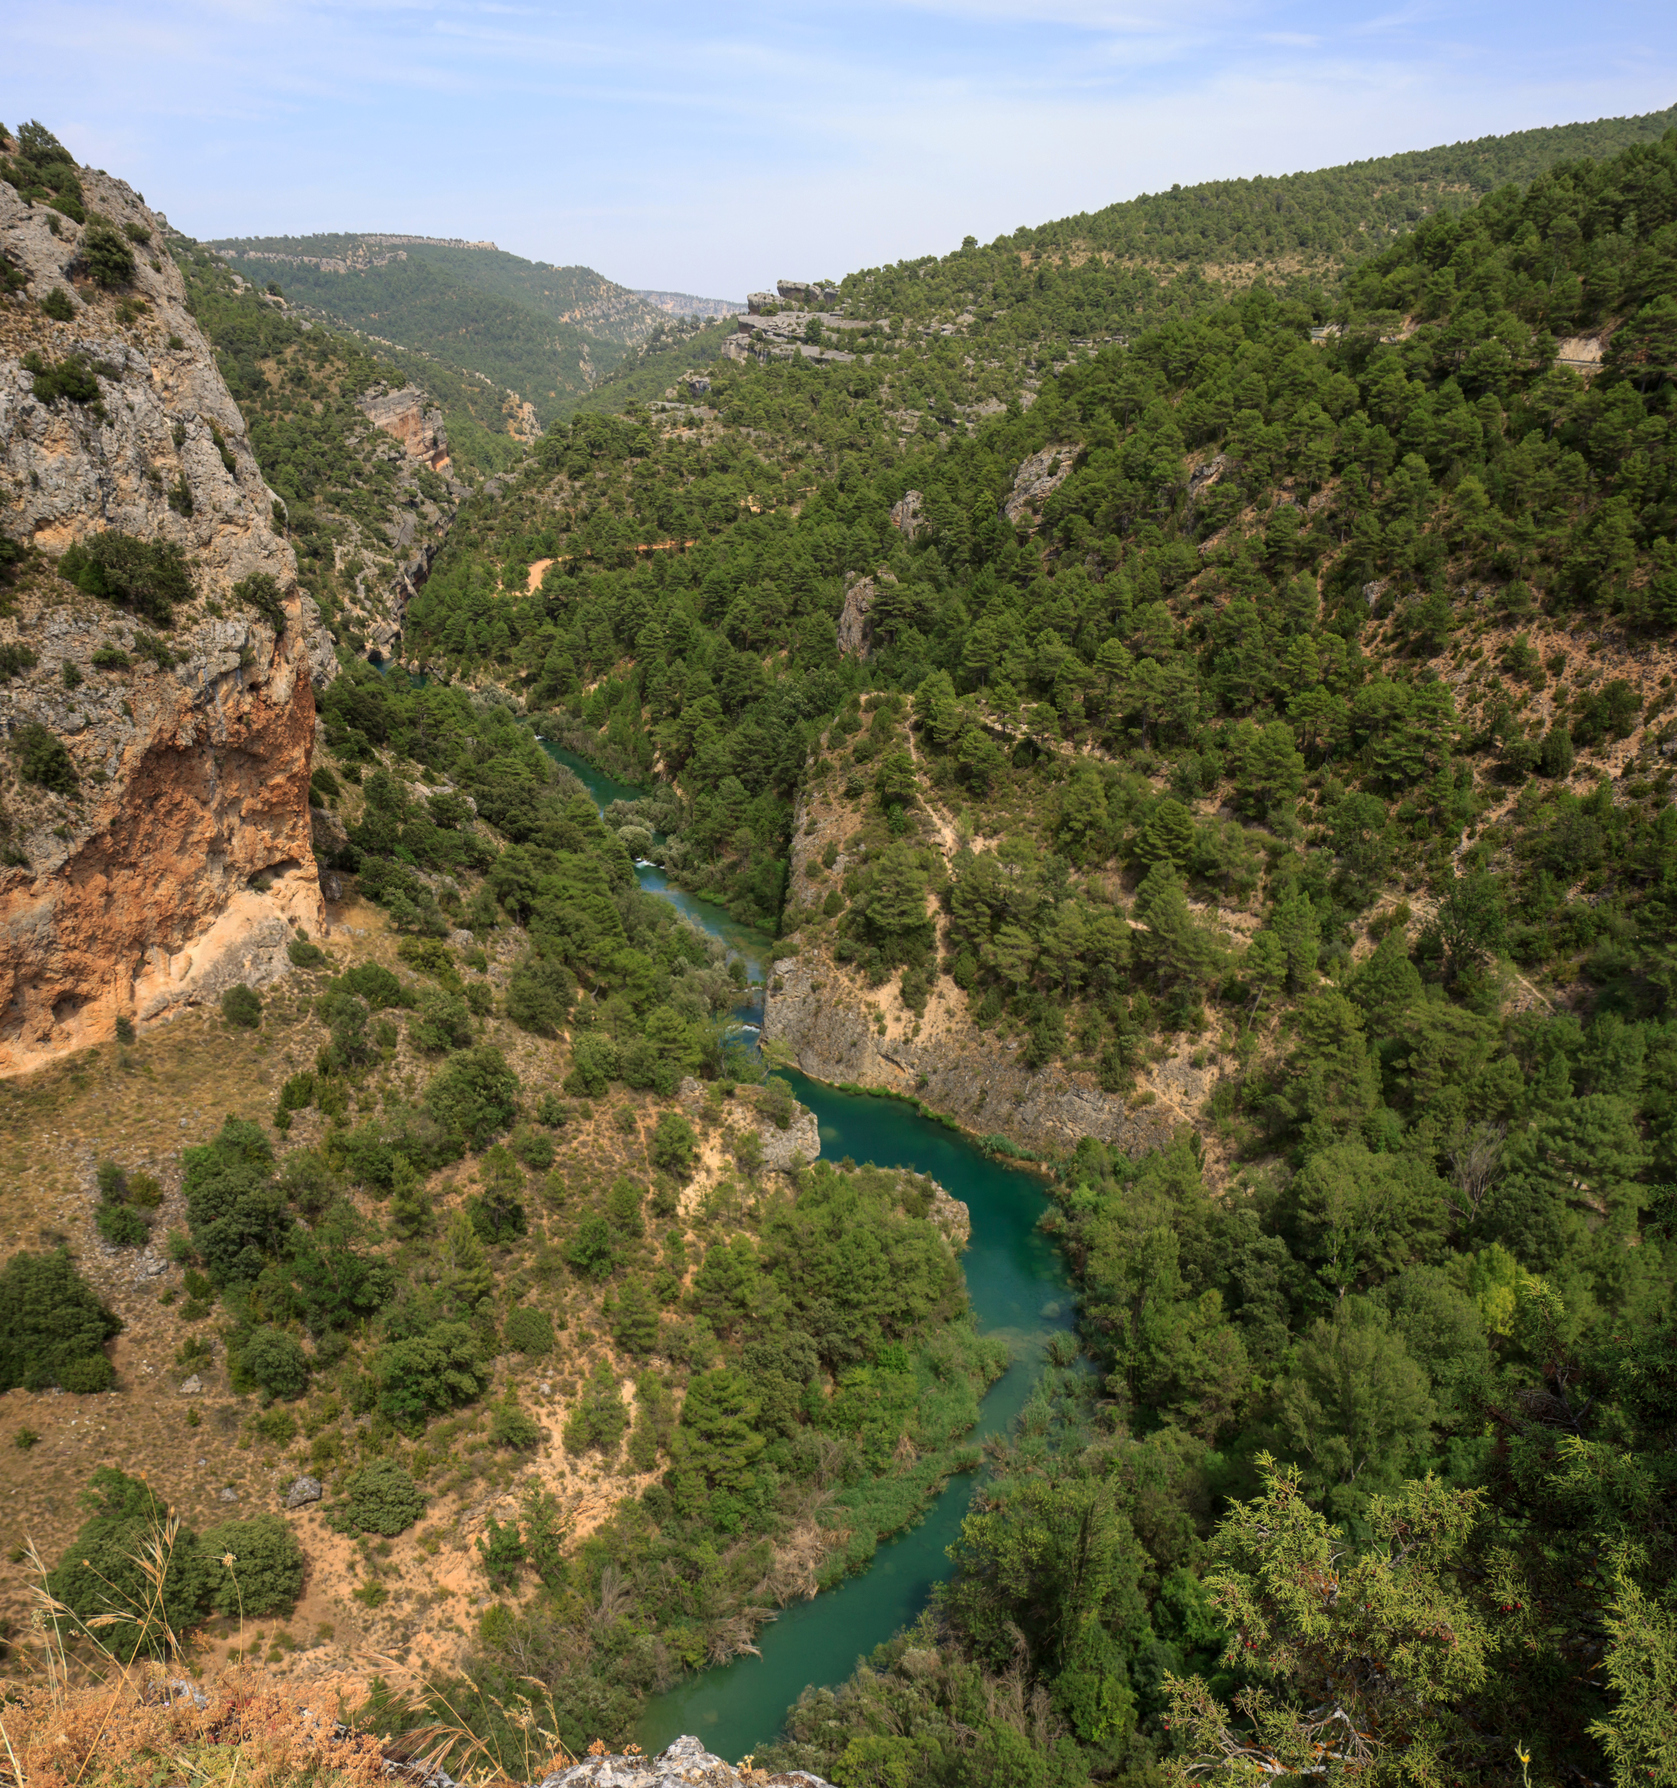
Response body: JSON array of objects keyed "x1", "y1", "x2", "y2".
[
  {"x1": 232, "y1": 573, "x2": 285, "y2": 632},
  {"x1": 221, "y1": 983, "x2": 262, "y2": 1029},
  {"x1": 502, "y1": 1305, "x2": 555, "y2": 1357},
  {"x1": 59, "y1": 1354, "x2": 116, "y2": 1394},
  {"x1": 47, "y1": 1469, "x2": 211, "y2": 1655},
  {"x1": 505, "y1": 949, "x2": 573, "y2": 1036},
  {"x1": 536, "y1": 1092, "x2": 572, "y2": 1128},
  {"x1": 59, "y1": 532, "x2": 193, "y2": 626},
  {"x1": 0, "y1": 1249, "x2": 121, "y2": 1392},
  {"x1": 287, "y1": 938, "x2": 327, "y2": 969},
  {"x1": 39, "y1": 286, "x2": 74, "y2": 321},
  {"x1": 330, "y1": 1459, "x2": 425, "y2": 1537},
  {"x1": 95, "y1": 1202, "x2": 148, "y2": 1247},
  {"x1": 199, "y1": 1513, "x2": 304, "y2": 1617},
  {"x1": 23, "y1": 350, "x2": 99, "y2": 405},
  {"x1": 425, "y1": 1046, "x2": 519, "y2": 1150},
  {"x1": 81, "y1": 218, "x2": 136, "y2": 288},
  {"x1": 0, "y1": 643, "x2": 39, "y2": 681},
  {"x1": 338, "y1": 961, "x2": 410, "y2": 1008},
  {"x1": 651, "y1": 1112, "x2": 698, "y2": 1180},
  {"x1": 489, "y1": 1398, "x2": 542, "y2": 1451},
  {"x1": 369, "y1": 1321, "x2": 488, "y2": 1425},
  {"x1": 235, "y1": 1326, "x2": 309, "y2": 1401},
  {"x1": 509, "y1": 1126, "x2": 555, "y2": 1171},
  {"x1": 13, "y1": 722, "x2": 77, "y2": 794}
]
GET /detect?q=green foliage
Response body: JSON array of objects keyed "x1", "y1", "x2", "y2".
[
  {"x1": 12, "y1": 722, "x2": 77, "y2": 794},
  {"x1": 0, "y1": 1249, "x2": 121, "y2": 1392},
  {"x1": 199, "y1": 1513, "x2": 305, "y2": 1618},
  {"x1": 502, "y1": 1305, "x2": 555, "y2": 1357},
  {"x1": 0, "y1": 643, "x2": 39, "y2": 681},
  {"x1": 370, "y1": 1322, "x2": 488, "y2": 1425},
  {"x1": 330, "y1": 1459, "x2": 426, "y2": 1537},
  {"x1": 39, "y1": 286, "x2": 74, "y2": 322},
  {"x1": 234, "y1": 1326, "x2": 309, "y2": 1401},
  {"x1": 426, "y1": 1046, "x2": 519, "y2": 1150},
  {"x1": 650, "y1": 1111, "x2": 697, "y2": 1179},
  {"x1": 80, "y1": 218, "x2": 136, "y2": 287},
  {"x1": 47, "y1": 1469, "x2": 211, "y2": 1657},
  {"x1": 562, "y1": 1357, "x2": 627, "y2": 1457},
  {"x1": 59, "y1": 532, "x2": 193, "y2": 625},
  {"x1": 220, "y1": 983, "x2": 262, "y2": 1029}
]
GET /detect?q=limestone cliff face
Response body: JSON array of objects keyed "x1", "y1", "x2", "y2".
[
  {"x1": 763, "y1": 788, "x2": 1176, "y2": 1161},
  {"x1": 0, "y1": 156, "x2": 333, "y2": 1073}
]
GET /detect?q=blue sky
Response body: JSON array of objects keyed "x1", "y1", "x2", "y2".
[{"x1": 7, "y1": 1, "x2": 1675, "y2": 298}]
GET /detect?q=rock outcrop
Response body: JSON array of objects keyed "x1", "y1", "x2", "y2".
[
  {"x1": 0, "y1": 152, "x2": 331, "y2": 1073},
  {"x1": 537, "y1": 1735, "x2": 831, "y2": 1788},
  {"x1": 356, "y1": 382, "x2": 449, "y2": 472},
  {"x1": 835, "y1": 573, "x2": 877, "y2": 659},
  {"x1": 1001, "y1": 442, "x2": 1082, "y2": 526},
  {"x1": 756, "y1": 1104, "x2": 820, "y2": 1172},
  {"x1": 763, "y1": 949, "x2": 1173, "y2": 1158}
]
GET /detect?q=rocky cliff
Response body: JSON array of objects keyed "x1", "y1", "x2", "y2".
[
  {"x1": 763, "y1": 777, "x2": 1177, "y2": 1161},
  {"x1": 536, "y1": 1735, "x2": 831, "y2": 1788},
  {"x1": 0, "y1": 150, "x2": 332, "y2": 1073}
]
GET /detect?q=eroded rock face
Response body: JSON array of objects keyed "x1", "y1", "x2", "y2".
[
  {"x1": 1001, "y1": 442, "x2": 1082, "y2": 527},
  {"x1": 0, "y1": 156, "x2": 332, "y2": 1074},
  {"x1": 356, "y1": 382, "x2": 450, "y2": 472}
]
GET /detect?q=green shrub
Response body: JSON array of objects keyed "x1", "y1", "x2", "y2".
[
  {"x1": 91, "y1": 643, "x2": 131, "y2": 671},
  {"x1": 81, "y1": 218, "x2": 136, "y2": 288},
  {"x1": 505, "y1": 949, "x2": 572, "y2": 1036},
  {"x1": 536, "y1": 1093, "x2": 572, "y2": 1128},
  {"x1": 330, "y1": 1459, "x2": 426, "y2": 1537},
  {"x1": 0, "y1": 1249, "x2": 121, "y2": 1392},
  {"x1": 23, "y1": 350, "x2": 99, "y2": 405},
  {"x1": 464, "y1": 981, "x2": 494, "y2": 1017},
  {"x1": 254, "y1": 1405, "x2": 296, "y2": 1446},
  {"x1": 13, "y1": 722, "x2": 77, "y2": 795},
  {"x1": 287, "y1": 938, "x2": 327, "y2": 969},
  {"x1": 233, "y1": 573, "x2": 285, "y2": 632},
  {"x1": 235, "y1": 1326, "x2": 309, "y2": 1401},
  {"x1": 0, "y1": 644, "x2": 38, "y2": 682},
  {"x1": 199, "y1": 1512, "x2": 304, "y2": 1618},
  {"x1": 562, "y1": 1359, "x2": 627, "y2": 1458},
  {"x1": 39, "y1": 287, "x2": 74, "y2": 321},
  {"x1": 338, "y1": 962, "x2": 410, "y2": 1008},
  {"x1": 425, "y1": 1046, "x2": 519, "y2": 1150},
  {"x1": 489, "y1": 1398, "x2": 542, "y2": 1451},
  {"x1": 59, "y1": 533, "x2": 193, "y2": 626},
  {"x1": 96, "y1": 1203, "x2": 148, "y2": 1247},
  {"x1": 113, "y1": 1014, "x2": 136, "y2": 1044},
  {"x1": 59, "y1": 1354, "x2": 116, "y2": 1394},
  {"x1": 47, "y1": 1469, "x2": 211, "y2": 1655},
  {"x1": 651, "y1": 1112, "x2": 698, "y2": 1180},
  {"x1": 509, "y1": 1127, "x2": 555, "y2": 1171},
  {"x1": 565, "y1": 1213, "x2": 618, "y2": 1281},
  {"x1": 221, "y1": 983, "x2": 262, "y2": 1029},
  {"x1": 369, "y1": 1322, "x2": 488, "y2": 1425},
  {"x1": 502, "y1": 1305, "x2": 555, "y2": 1357},
  {"x1": 278, "y1": 1070, "x2": 316, "y2": 1113}
]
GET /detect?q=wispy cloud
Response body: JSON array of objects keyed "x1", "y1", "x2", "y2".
[{"x1": 4, "y1": 0, "x2": 1673, "y2": 292}]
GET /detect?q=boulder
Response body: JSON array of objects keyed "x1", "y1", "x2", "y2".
[
  {"x1": 536, "y1": 1734, "x2": 832, "y2": 1788},
  {"x1": 284, "y1": 1474, "x2": 323, "y2": 1508}
]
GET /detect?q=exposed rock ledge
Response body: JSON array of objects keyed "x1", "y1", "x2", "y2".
[
  {"x1": 762, "y1": 951, "x2": 1174, "y2": 1161},
  {"x1": 535, "y1": 1735, "x2": 831, "y2": 1788}
]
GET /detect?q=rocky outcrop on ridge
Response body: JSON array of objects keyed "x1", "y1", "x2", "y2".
[{"x1": 0, "y1": 148, "x2": 331, "y2": 1072}]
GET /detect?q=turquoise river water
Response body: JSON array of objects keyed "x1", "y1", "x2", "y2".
[{"x1": 538, "y1": 736, "x2": 1070, "y2": 1761}]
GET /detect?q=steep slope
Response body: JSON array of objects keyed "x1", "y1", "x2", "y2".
[
  {"x1": 0, "y1": 126, "x2": 332, "y2": 1072},
  {"x1": 207, "y1": 234, "x2": 665, "y2": 425}
]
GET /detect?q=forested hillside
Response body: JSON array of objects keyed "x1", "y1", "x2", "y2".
[
  {"x1": 208, "y1": 235, "x2": 668, "y2": 426},
  {"x1": 333, "y1": 122, "x2": 1677, "y2": 1786}
]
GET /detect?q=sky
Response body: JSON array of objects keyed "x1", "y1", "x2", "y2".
[{"x1": 6, "y1": 1, "x2": 1675, "y2": 299}]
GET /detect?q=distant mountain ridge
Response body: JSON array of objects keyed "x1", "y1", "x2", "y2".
[
  {"x1": 207, "y1": 231, "x2": 667, "y2": 424},
  {"x1": 634, "y1": 288, "x2": 745, "y2": 318}
]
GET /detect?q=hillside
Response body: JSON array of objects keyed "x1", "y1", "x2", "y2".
[
  {"x1": 383, "y1": 121, "x2": 1677, "y2": 1788},
  {"x1": 3, "y1": 100, "x2": 1677, "y2": 1788},
  {"x1": 208, "y1": 234, "x2": 667, "y2": 425}
]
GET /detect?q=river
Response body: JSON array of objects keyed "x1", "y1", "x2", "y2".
[{"x1": 538, "y1": 736, "x2": 1070, "y2": 1762}]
